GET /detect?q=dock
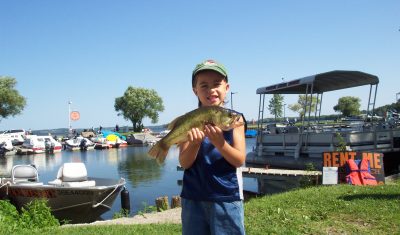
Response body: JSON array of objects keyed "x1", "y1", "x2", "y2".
[
  {"x1": 241, "y1": 167, "x2": 322, "y2": 176},
  {"x1": 177, "y1": 165, "x2": 321, "y2": 176},
  {"x1": 177, "y1": 166, "x2": 322, "y2": 195},
  {"x1": 242, "y1": 167, "x2": 321, "y2": 194}
]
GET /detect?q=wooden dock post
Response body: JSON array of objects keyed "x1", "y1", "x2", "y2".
[
  {"x1": 155, "y1": 196, "x2": 169, "y2": 212},
  {"x1": 171, "y1": 196, "x2": 181, "y2": 208}
]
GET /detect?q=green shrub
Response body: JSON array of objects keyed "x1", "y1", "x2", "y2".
[
  {"x1": 299, "y1": 163, "x2": 318, "y2": 188},
  {"x1": 335, "y1": 132, "x2": 347, "y2": 151},
  {"x1": 137, "y1": 202, "x2": 157, "y2": 216},
  {"x1": 0, "y1": 199, "x2": 59, "y2": 233},
  {"x1": 0, "y1": 200, "x2": 21, "y2": 233},
  {"x1": 19, "y1": 199, "x2": 60, "y2": 229},
  {"x1": 112, "y1": 209, "x2": 130, "y2": 219}
]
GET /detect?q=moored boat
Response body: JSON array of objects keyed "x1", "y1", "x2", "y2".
[
  {"x1": 110, "y1": 138, "x2": 128, "y2": 148},
  {"x1": 0, "y1": 138, "x2": 17, "y2": 157},
  {"x1": 102, "y1": 131, "x2": 128, "y2": 148},
  {"x1": 0, "y1": 129, "x2": 26, "y2": 146},
  {"x1": 0, "y1": 163, "x2": 126, "y2": 223},
  {"x1": 17, "y1": 135, "x2": 62, "y2": 154},
  {"x1": 245, "y1": 129, "x2": 257, "y2": 138},
  {"x1": 126, "y1": 133, "x2": 159, "y2": 146},
  {"x1": 64, "y1": 136, "x2": 95, "y2": 151},
  {"x1": 246, "y1": 70, "x2": 400, "y2": 173},
  {"x1": 44, "y1": 136, "x2": 63, "y2": 153},
  {"x1": 94, "y1": 142, "x2": 111, "y2": 149},
  {"x1": 92, "y1": 134, "x2": 128, "y2": 148}
]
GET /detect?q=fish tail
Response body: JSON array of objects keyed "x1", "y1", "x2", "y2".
[{"x1": 148, "y1": 141, "x2": 170, "y2": 163}]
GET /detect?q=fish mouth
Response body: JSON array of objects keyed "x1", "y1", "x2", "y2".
[
  {"x1": 234, "y1": 115, "x2": 244, "y2": 125},
  {"x1": 224, "y1": 114, "x2": 244, "y2": 129}
]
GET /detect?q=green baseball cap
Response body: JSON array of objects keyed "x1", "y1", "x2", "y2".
[{"x1": 192, "y1": 59, "x2": 228, "y2": 87}]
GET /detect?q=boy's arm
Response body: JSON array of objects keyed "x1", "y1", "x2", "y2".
[
  {"x1": 204, "y1": 117, "x2": 246, "y2": 168},
  {"x1": 178, "y1": 128, "x2": 204, "y2": 169}
]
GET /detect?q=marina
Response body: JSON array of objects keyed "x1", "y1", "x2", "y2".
[
  {"x1": 1, "y1": 70, "x2": 400, "y2": 223},
  {"x1": 0, "y1": 137, "x2": 259, "y2": 223}
]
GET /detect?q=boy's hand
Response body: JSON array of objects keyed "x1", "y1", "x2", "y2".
[
  {"x1": 187, "y1": 128, "x2": 205, "y2": 145},
  {"x1": 204, "y1": 124, "x2": 225, "y2": 148}
]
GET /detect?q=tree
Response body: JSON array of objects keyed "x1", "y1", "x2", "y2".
[
  {"x1": 0, "y1": 76, "x2": 26, "y2": 122},
  {"x1": 115, "y1": 87, "x2": 164, "y2": 132},
  {"x1": 333, "y1": 96, "x2": 361, "y2": 117},
  {"x1": 288, "y1": 94, "x2": 318, "y2": 120},
  {"x1": 374, "y1": 101, "x2": 400, "y2": 117},
  {"x1": 268, "y1": 94, "x2": 284, "y2": 121}
]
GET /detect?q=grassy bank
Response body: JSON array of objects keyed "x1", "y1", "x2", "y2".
[
  {"x1": 4, "y1": 179, "x2": 399, "y2": 235},
  {"x1": 245, "y1": 181, "x2": 400, "y2": 234}
]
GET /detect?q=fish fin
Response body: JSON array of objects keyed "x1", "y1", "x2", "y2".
[
  {"x1": 148, "y1": 141, "x2": 170, "y2": 163},
  {"x1": 167, "y1": 115, "x2": 184, "y2": 130}
]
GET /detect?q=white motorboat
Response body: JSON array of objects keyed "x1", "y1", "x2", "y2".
[
  {"x1": 0, "y1": 138, "x2": 16, "y2": 156},
  {"x1": 17, "y1": 135, "x2": 62, "y2": 154},
  {"x1": 92, "y1": 135, "x2": 128, "y2": 149},
  {"x1": 0, "y1": 163, "x2": 127, "y2": 223},
  {"x1": 0, "y1": 129, "x2": 26, "y2": 146},
  {"x1": 126, "y1": 133, "x2": 159, "y2": 146},
  {"x1": 64, "y1": 136, "x2": 95, "y2": 151}
]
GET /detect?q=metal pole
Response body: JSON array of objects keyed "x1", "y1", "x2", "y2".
[
  {"x1": 367, "y1": 85, "x2": 372, "y2": 117},
  {"x1": 283, "y1": 103, "x2": 286, "y2": 121},
  {"x1": 68, "y1": 101, "x2": 71, "y2": 131},
  {"x1": 372, "y1": 84, "x2": 378, "y2": 117},
  {"x1": 318, "y1": 93, "x2": 323, "y2": 123},
  {"x1": 307, "y1": 83, "x2": 314, "y2": 126},
  {"x1": 230, "y1": 92, "x2": 237, "y2": 110}
]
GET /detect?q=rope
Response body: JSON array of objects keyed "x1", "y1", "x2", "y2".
[
  {"x1": 92, "y1": 184, "x2": 120, "y2": 208},
  {"x1": 0, "y1": 181, "x2": 11, "y2": 189},
  {"x1": 0, "y1": 181, "x2": 11, "y2": 195}
]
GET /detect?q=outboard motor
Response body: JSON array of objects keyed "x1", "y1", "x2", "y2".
[
  {"x1": 0, "y1": 142, "x2": 6, "y2": 157},
  {"x1": 80, "y1": 138, "x2": 87, "y2": 151},
  {"x1": 0, "y1": 140, "x2": 13, "y2": 157},
  {"x1": 45, "y1": 140, "x2": 55, "y2": 154}
]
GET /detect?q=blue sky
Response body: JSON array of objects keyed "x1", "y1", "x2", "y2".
[{"x1": 1, "y1": 1, "x2": 399, "y2": 130}]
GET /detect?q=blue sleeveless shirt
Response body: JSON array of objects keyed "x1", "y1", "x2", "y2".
[{"x1": 180, "y1": 129, "x2": 243, "y2": 202}]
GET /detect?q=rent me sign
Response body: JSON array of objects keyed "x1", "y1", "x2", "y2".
[{"x1": 323, "y1": 151, "x2": 385, "y2": 184}]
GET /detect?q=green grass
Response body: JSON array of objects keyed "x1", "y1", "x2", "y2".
[
  {"x1": 54, "y1": 224, "x2": 182, "y2": 235},
  {"x1": 245, "y1": 181, "x2": 400, "y2": 234},
  {"x1": 4, "y1": 179, "x2": 399, "y2": 235}
]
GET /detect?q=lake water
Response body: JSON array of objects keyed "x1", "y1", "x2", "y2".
[{"x1": 0, "y1": 138, "x2": 258, "y2": 221}]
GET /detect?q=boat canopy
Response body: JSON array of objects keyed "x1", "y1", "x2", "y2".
[
  {"x1": 256, "y1": 70, "x2": 379, "y2": 94},
  {"x1": 101, "y1": 130, "x2": 126, "y2": 140}
]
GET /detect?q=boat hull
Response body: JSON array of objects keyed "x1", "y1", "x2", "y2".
[
  {"x1": 0, "y1": 177, "x2": 125, "y2": 223},
  {"x1": 94, "y1": 143, "x2": 111, "y2": 149},
  {"x1": 247, "y1": 128, "x2": 400, "y2": 173},
  {"x1": 246, "y1": 151, "x2": 323, "y2": 170}
]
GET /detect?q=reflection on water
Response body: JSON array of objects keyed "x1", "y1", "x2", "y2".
[
  {"x1": 118, "y1": 147, "x2": 163, "y2": 187},
  {"x1": 0, "y1": 138, "x2": 257, "y2": 220}
]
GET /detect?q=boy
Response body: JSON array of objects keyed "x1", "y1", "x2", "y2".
[{"x1": 179, "y1": 59, "x2": 246, "y2": 235}]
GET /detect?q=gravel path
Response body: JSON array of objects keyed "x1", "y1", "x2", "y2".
[{"x1": 64, "y1": 208, "x2": 182, "y2": 227}]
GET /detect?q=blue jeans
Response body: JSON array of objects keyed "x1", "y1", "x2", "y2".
[{"x1": 181, "y1": 198, "x2": 245, "y2": 235}]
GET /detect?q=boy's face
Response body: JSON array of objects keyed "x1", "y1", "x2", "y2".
[{"x1": 193, "y1": 70, "x2": 229, "y2": 107}]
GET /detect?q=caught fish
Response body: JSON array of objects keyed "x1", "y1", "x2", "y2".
[{"x1": 148, "y1": 106, "x2": 244, "y2": 163}]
